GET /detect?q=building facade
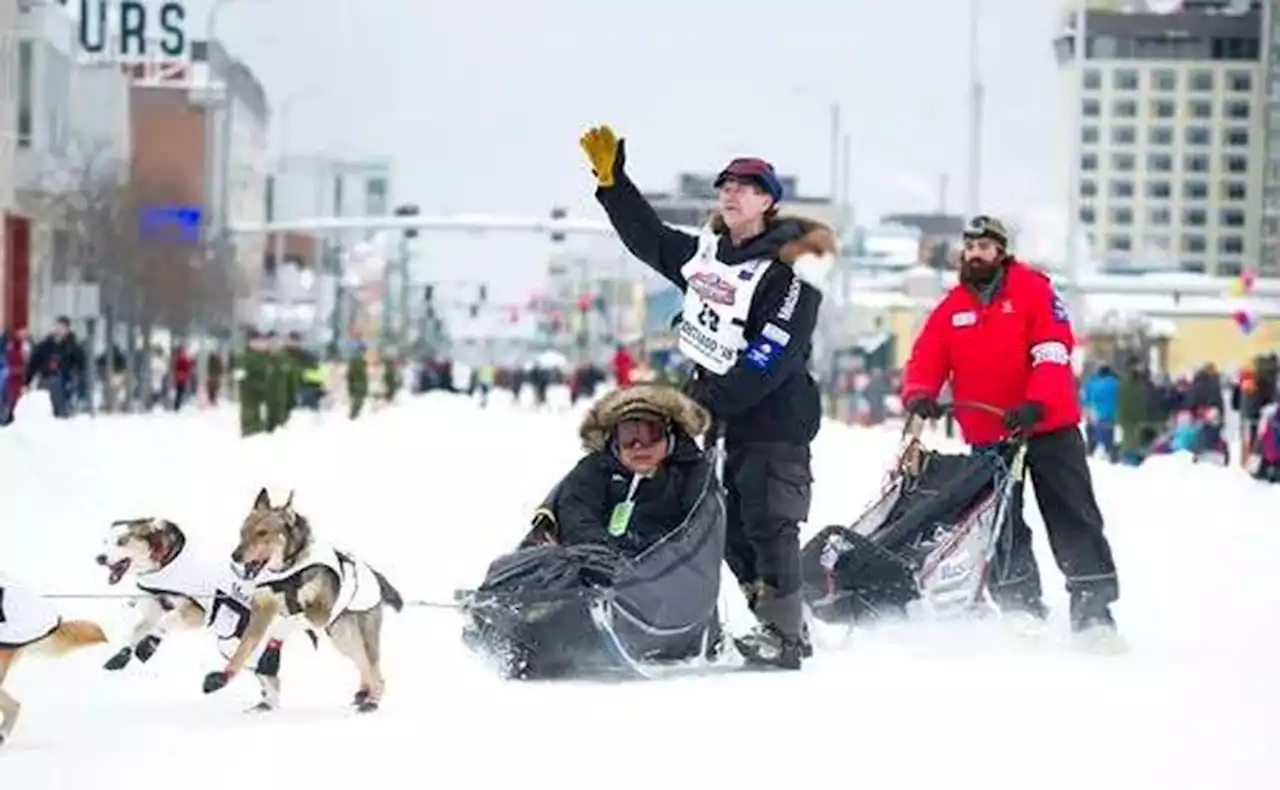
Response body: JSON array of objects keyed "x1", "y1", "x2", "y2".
[
  {"x1": 1261, "y1": 0, "x2": 1280, "y2": 270},
  {"x1": 1054, "y1": 1, "x2": 1267, "y2": 276},
  {"x1": 0, "y1": 0, "x2": 19, "y2": 330}
]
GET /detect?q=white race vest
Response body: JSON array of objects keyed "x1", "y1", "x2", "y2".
[
  {"x1": 676, "y1": 232, "x2": 774, "y2": 375},
  {"x1": 254, "y1": 544, "x2": 383, "y2": 627},
  {"x1": 0, "y1": 571, "x2": 60, "y2": 648},
  {"x1": 134, "y1": 532, "x2": 255, "y2": 641}
]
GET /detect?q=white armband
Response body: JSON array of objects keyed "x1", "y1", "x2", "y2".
[{"x1": 1030, "y1": 341, "x2": 1070, "y2": 366}]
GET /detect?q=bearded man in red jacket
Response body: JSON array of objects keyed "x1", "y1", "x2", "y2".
[{"x1": 900, "y1": 216, "x2": 1120, "y2": 644}]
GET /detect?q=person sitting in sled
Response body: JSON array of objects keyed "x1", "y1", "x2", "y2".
[{"x1": 523, "y1": 384, "x2": 712, "y2": 556}]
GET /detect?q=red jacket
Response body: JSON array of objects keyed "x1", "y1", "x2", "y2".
[
  {"x1": 612, "y1": 348, "x2": 635, "y2": 389},
  {"x1": 901, "y1": 260, "x2": 1081, "y2": 446}
]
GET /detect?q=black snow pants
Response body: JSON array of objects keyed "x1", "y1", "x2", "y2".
[
  {"x1": 988, "y1": 426, "x2": 1120, "y2": 626},
  {"x1": 723, "y1": 441, "x2": 812, "y2": 638}
]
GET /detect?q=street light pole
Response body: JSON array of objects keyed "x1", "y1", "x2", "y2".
[{"x1": 965, "y1": 0, "x2": 983, "y2": 220}]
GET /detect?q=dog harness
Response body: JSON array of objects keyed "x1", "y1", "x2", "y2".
[{"x1": 255, "y1": 545, "x2": 383, "y2": 627}]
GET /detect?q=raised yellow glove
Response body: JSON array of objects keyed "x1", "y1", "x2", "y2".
[{"x1": 579, "y1": 125, "x2": 623, "y2": 188}]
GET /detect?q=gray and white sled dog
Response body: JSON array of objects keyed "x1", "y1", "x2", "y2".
[{"x1": 214, "y1": 489, "x2": 404, "y2": 713}]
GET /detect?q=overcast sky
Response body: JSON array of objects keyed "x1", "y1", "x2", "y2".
[{"x1": 182, "y1": 0, "x2": 1071, "y2": 300}]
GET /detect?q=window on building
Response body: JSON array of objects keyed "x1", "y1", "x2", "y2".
[
  {"x1": 1083, "y1": 69, "x2": 1102, "y2": 89},
  {"x1": 264, "y1": 175, "x2": 275, "y2": 222},
  {"x1": 1183, "y1": 154, "x2": 1210, "y2": 173},
  {"x1": 1224, "y1": 127, "x2": 1249, "y2": 146},
  {"x1": 1227, "y1": 71, "x2": 1252, "y2": 92},
  {"x1": 1146, "y1": 152, "x2": 1173, "y2": 172},
  {"x1": 1187, "y1": 99, "x2": 1213, "y2": 119},
  {"x1": 1180, "y1": 259, "x2": 1207, "y2": 274},
  {"x1": 17, "y1": 40, "x2": 32, "y2": 148},
  {"x1": 1113, "y1": 69, "x2": 1139, "y2": 90},
  {"x1": 1111, "y1": 152, "x2": 1135, "y2": 171},
  {"x1": 1082, "y1": 98, "x2": 1100, "y2": 118},
  {"x1": 1189, "y1": 70, "x2": 1214, "y2": 91},
  {"x1": 1080, "y1": 179, "x2": 1097, "y2": 198},
  {"x1": 1106, "y1": 234, "x2": 1132, "y2": 252},
  {"x1": 1150, "y1": 69, "x2": 1177, "y2": 91},
  {"x1": 1182, "y1": 207, "x2": 1207, "y2": 226},
  {"x1": 1110, "y1": 126, "x2": 1135, "y2": 145},
  {"x1": 1220, "y1": 208, "x2": 1246, "y2": 227},
  {"x1": 1148, "y1": 125, "x2": 1174, "y2": 145},
  {"x1": 1080, "y1": 206, "x2": 1095, "y2": 224},
  {"x1": 1220, "y1": 235, "x2": 1245, "y2": 255},
  {"x1": 1224, "y1": 100, "x2": 1250, "y2": 120},
  {"x1": 1223, "y1": 181, "x2": 1247, "y2": 200},
  {"x1": 1224, "y1": 155, "x2": 1249, "y2": 174},
  {"x1": 1147, "y1": 206, "x2": 1171, "y2": 226},
  {"x1": 1182, "y1": 180, "x2": 1209, "y2": 200},
  {"x1": 1110, "y1": 206, "x2": 1133, "y2": 225},
  {"x1": 1112, "y1": 99, "x2": 1138, "y2": 118},
  {"x1": 1181, "y1": 234, "x2": 1207, "y2": 254},
  {"x1": 1082, "y1": 126, "x2": 1099, "y2": 144},
  {"x1": 1218, "y1": 259, "x2": 1244, "y2": 277},
  {"x1": 1149, "y1": 99, "x2": 1176, "y2": 120},
  {"x1": 1109, "y1": 179, "x2": 1133, "y2": 198},
  {"x1": 1184, "y1": 126, "x2": 1212, "y2": 146},
  {"x1": 1146, "y1": 180, "x2": 1171, "y2": 199},
  {"x1": 1082, "y1": 153, "x2": 1097, "y2": 171},
  {"x1": 1211, "y1": 37, "x2": 1259, "y2": 61}
]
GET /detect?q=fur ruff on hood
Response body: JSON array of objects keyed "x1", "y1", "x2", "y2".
[
  {"x1": 708, "y1": 213, "x2": 838, "y2": 288},
  {"x1": 579, "y1": 385, "x2": 710, "y2": 452}
]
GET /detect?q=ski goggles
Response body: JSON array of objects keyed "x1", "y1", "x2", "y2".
[
  {"x1": 615, "y1": 417, "x2": 668, "y2": 448},
  {"x1": 714, "y1": 158, "x2": 784, "y2": 202},
  {"x1": 962, "y1": 215, "x2": 1009, "y2": 247}
]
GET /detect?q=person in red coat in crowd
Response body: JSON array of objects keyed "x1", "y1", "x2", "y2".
[
  {"x1": 2, "y1": 329, "x2": 27, "y2": 424},
  {"x1": 171, "y1": 346, "x2": 194, "y2": 410},
  {"x1": 899, "y1": 215, "x2": 1120, "y2": 644},
  {"x1": 611, "y1": 343, "x2": 635, "y2": 389}
]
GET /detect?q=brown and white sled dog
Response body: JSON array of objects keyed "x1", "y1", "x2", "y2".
[
  {"x1": 96, "y1": 518, "x2": 310, "y2": 711},
  {"x1": 215, "y1": 488, "x2": 404, "y2": 712},
  {"x1": 0, "y1": 571, "x2": 108, "y2": 745}
]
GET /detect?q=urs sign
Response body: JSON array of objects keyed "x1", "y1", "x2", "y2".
[{"x1": 57, "y1": 0, "x2": 188, "y2": 59}]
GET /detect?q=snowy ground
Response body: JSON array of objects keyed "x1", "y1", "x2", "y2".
[{"x1": 1, "y1": 393, "x2": 1277, "y2": 789}]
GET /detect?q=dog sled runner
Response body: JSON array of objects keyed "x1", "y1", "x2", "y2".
[
  {"x1": 801, "y1": 403, "x2": 1027, "y2": 626},
  {"x1": 458, "y1": 446, "x2": 727, "y2": 681}
]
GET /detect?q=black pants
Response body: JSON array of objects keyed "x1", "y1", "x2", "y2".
[
  {"x1": 723, "y1": 441, "x2": 812, "y2": 599},
  {"x1": 989, "y1": 426, "x2": 1119, "y2": 617}
]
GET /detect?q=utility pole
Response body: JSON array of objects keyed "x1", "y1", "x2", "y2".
[{"x1": 966, "y1": 0, "x2": 984, "y2": 221}]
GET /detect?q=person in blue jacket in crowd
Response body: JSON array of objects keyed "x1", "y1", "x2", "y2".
[{"x1": 1082, "y1": 365, "x2": 1120, "y2": 461}]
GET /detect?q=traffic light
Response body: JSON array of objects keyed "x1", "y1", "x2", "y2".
[
  {"x1": 394, "y1": 204, "x2": 420, "y2": 239},
  {"x1": 550, "y1": 206, "x2": 567, "y2": 243}
]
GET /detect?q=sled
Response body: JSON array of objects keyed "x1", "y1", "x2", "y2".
[
  {"x1": 458, "y1": 444, "x2": 727, "y2": 681},
  {"x1": 801, "y1": 402, "x2": 1027, "y2": 626}
]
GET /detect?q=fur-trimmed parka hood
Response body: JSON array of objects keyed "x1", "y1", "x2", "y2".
[
  {"x1": 579, "y1": 385, "x2": 711, "y2": 452},
  {"x1": 707, "y1": 213, "x2": 838, "y2": 288}
]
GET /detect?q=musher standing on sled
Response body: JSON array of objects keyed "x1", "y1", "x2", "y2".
[
  {"x1": 580, "y1": 125, "x2": 835, "y2": 669},
  {"x1": 899, "y1": 216, "x2": 1122, "y2": 646}
]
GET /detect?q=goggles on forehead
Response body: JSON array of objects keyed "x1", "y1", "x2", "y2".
[
  {"x1": 962, "y1": 215, "x2": 1009, "y2": 246},
  {"x1": 615, "y1": 417, "x2": 668, "y2": 448}
]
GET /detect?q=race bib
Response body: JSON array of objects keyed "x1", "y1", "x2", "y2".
[{"x1": 209, "y1": 590, "x2": 252, "y2": 640}]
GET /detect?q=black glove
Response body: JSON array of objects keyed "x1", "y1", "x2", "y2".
[
  {"x1": 1003, "y1": 402, "x2": 1045, "y2": 433},
  {"x1": 904, "y1": 396, "x2": 943, "y2": 420}
]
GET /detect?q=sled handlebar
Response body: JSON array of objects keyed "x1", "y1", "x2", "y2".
[{"x1": 902, "y1": 399, "x2": 1034, "y2": 443}]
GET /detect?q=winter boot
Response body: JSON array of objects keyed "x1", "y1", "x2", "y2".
[
  {"x1": 1070, "y1": 590, "x2": 1126, "y2": 655},
  {"x1": 734, "y1": 585, "x2": 806, "y2": 670},
  {"x1": 743, "y1": 580, "x2": 812, "y2": 658}
]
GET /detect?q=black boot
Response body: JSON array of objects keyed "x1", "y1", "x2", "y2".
[
  {"x1": 734, "y1": 585, "x2": 805, "y2": 670},
  {"x1": 743, "y1": 580, "x2": 812, "y2": 658}
]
